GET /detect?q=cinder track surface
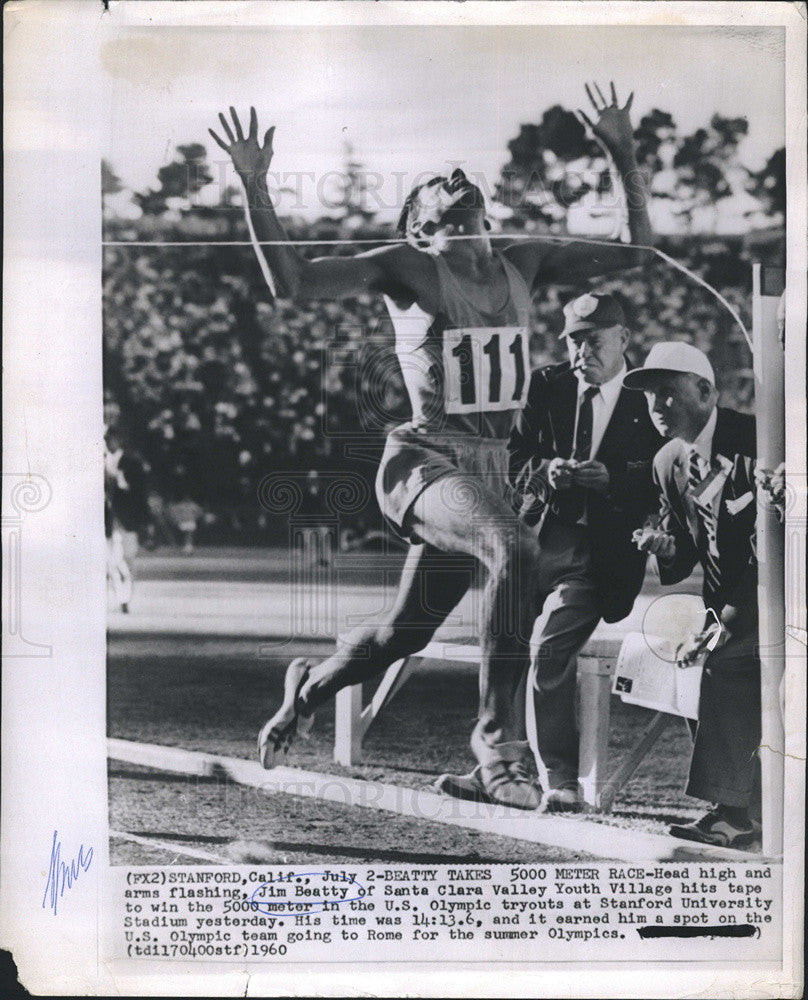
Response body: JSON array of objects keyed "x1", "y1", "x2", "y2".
[{"x1": 108, "y1": 550, "x2": 703, "y2": 865}]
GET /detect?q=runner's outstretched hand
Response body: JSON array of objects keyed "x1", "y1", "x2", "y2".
[
  {"x1": 577, "y1": 81, "x2": 636, "y2": 164},
  {"x1": 209, "y1": 106, "x2": 275, "y2": 181}
]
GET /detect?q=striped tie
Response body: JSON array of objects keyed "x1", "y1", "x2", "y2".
[{"x1": 688, "y1": 449, "x2": 721, "y2": 597}]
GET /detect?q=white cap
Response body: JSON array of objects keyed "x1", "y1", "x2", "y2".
[{"x1": 623, "y1": 341, "x2": 715, "y2": 390}]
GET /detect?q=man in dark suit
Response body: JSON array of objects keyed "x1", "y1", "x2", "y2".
[
  {"x1": 625, "y1": 341, "x2": 761, "y2": 848},
  {"x1": 504, "y1": 292, "x2": 664, "y2": 810}
]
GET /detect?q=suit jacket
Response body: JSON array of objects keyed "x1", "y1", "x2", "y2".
[
  {"x1": 508, "y1": 361, "x2": 665, "y2": 622},
  {"x1": 652, "y1": 407, "x2": 757, "y2": 624}
]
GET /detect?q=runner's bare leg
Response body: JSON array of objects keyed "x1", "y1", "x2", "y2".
[
  {"x1": 406, "y1": 473, "x2": 541, "y2": 764},
  {"x1": 299, "y1": 541, "x2": 473, "y2": 708},
  {"x1": 266, "y1": 473, "x2": 541, "y2": 805}
]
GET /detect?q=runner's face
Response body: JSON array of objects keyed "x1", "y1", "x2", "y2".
[
  {"x1": 434, "y1": 205, "x2": 487, "y2": 239},
  {"x1": 408, "y1": 174, "x2": 487, "y2": 249},
  {"x1": 565, "y1": 325, "x2": 628, "y2": 385},
  {"x1": 643, "y1": 372, "x2": 711, "y2": 442}
]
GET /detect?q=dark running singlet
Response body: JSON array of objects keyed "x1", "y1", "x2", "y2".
[{"x1": 384, "y1": 250, "x2": 532, "y2": 439}]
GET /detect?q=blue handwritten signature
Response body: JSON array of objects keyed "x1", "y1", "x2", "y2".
[
  {"x1": 42, "y1": 830, "x2": 93, "y2": 916},
  {"x1": 250, "y1": 872, "x2": 365, "y2": 913}
]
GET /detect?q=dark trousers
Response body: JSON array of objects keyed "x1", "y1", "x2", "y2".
[
  {"x1": 525, "y1": 517, "x2": 601, "y2": 789},
  {"x1": 686, "y1": 610, "x2": 761, "y2": 810}
]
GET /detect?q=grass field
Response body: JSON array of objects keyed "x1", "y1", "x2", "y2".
[{"x1": 108, "y1": 549, "x2": 705, "y2": 865}]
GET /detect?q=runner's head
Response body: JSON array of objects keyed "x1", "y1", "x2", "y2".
[{"x1": 397, "y1": 169, "x2": 490, "y2": 253}]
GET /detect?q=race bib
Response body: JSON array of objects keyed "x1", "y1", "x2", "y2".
[{"x1": 442, "y1": 326, "x2": 529, "y2": 414}]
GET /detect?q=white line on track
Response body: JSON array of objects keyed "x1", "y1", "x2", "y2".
[
  {"x1": 108, "y1": 738, "x2": 766, "y2": 864},
  {"x1": 109, "y1": 829, "x2": 229, "y2": 865}
]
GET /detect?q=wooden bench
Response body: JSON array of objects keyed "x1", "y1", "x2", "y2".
[{"x1": 333, "y1": 637, "x2": 691, "y2": 813}]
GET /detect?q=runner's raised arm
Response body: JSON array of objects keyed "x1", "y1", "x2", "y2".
[
  {"x1": 209, "y1": 107, "x2": 434, "y2": 306},
  {"x1": 504, "y1": 82, "x2": 653, "y2": 288}
]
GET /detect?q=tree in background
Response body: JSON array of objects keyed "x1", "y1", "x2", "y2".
[
  {"x1": 495, "y1": 105, "x2": 608, "y2": 228},
  {"x1": 134, "y1": 143, "x2": 215, "y2": 216},
  {"x1": 102, "y1": 159, "x2": 127, "y2": 222},
  {"x1": 331, "y1": 141, "x2": 378, "y2": 227},
  {"x1": 632, "y1": 109, "x2": 677, "y2": 173},
  {"x1": 495, "y1": 107, "x2": 765, "y2": 237},
  {"x1": 747, "y1": 147, "x2": 785, "y2": 225},
  {"x1": 670, "y1": 114, "x2": 749, "y2": 231},
  {"x1": 102, "y1": 158, "x2": 123, "y2": 199}
]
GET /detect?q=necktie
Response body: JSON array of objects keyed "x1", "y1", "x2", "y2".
[
  {"x1": 564, "y1": 385, "x2": 599, "y2": 522},
  {"x1": 572, "y1": 385, "x2": 598, "y2": 462},
  {"x1": 688, "y1": 449, "x2": 722, "y2": 598}
]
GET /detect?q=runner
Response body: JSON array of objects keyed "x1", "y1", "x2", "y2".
[
  {"x1": 105, "y1": 434, "x2": 134, "y2": 613},
  {"x1": 209, "y1": 82, "x2": 652, "y2": 808}
]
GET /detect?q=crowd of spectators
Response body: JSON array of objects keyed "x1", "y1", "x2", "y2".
[{"x1": 103, "y1": 212, "x2": 776, "y2": 545}]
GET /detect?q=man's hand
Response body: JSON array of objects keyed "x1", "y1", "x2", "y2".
[
  {"x1": 577, "y1": 81, "x2": 636, "y2": 166},
  {"x1": 755, "y1": 462, "x2": 786, "y2": 521},
  {"x1": 209, "y1": 106, "x2": 275, "y2": 181},
  {"x1": 632, "y1": 526, "x2": 676, "y2": 561},
  {"x1": 548, "y1": 458, "x2": 576, "y2": 491},
  {"x1": 675, "y1": 627, "x2": 722, "y2": 669},
  {"x1": 572, "y1": 460, "x2": 610, "y2": 494}
]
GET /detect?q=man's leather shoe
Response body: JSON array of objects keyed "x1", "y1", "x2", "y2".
[
  {"x1": 669, "y1": 807, "x2": 759, "y2": 849},
  {"x1": 434, "y1": 767, "x2": 495, "y2": 804},
  {"x1": 436, "y1": 760, "x2": 541, "y2": 811},
  {"x1": 478, "y1": 756, "x2": 541, "y2": 810},
  {"x1": 542, "y1": 784, "x2": 583, "y2": 814}
]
